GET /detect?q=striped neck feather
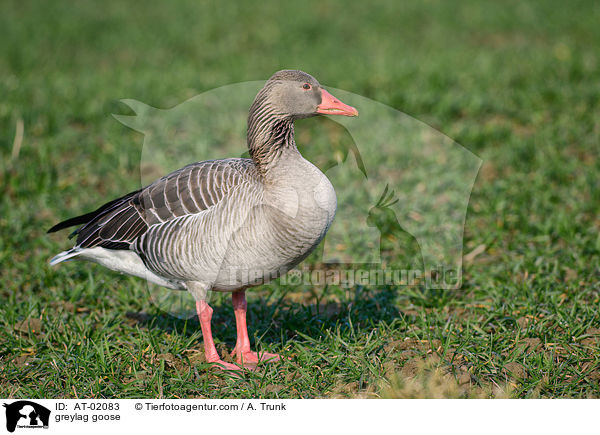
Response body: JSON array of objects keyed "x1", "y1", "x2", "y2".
[{"x1": 247, "y1": 87, "x2": 296, "y2": 175}]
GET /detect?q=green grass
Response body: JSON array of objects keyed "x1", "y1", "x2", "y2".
[{"x1": 1, "y1": 0, "x2": 599, "y2": 398}]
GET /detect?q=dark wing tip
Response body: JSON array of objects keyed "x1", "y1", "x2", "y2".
[
  {"x1": 47, "y1": 214, "x2": 91, "y2": 234},
  {"x1": 47, "y1": 220, "x2": 74, "y2": 234},
  {"x1": 47, "y1": 189, "x2": 142, "y2": 235}
]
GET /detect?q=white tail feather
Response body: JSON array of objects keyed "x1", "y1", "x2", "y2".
[
  {"x1": 49, "y1": 246, "x2": 184, "y2": 290},
  {"x1": 49, "y1": 248, "x2": 82, "y2": 266}
]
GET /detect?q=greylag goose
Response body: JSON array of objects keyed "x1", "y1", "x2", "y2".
[{"x1": 48, "y1": 70, "x2": 358, "y2": 370}]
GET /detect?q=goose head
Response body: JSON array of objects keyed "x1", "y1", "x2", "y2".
[
  {"x1": 257, "y1": 70, "x2": 358, "y2": 120},
  {"x1": 247, "y1": 70, "x2": 358, "y2": 172}
]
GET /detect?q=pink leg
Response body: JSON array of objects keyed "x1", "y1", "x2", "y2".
[
  {"x1": 231, "y1": 290, "x2": 281, "y2": 365},
  {"x1": 196, "y1": 300, "x2": 240, "y2": 371}
]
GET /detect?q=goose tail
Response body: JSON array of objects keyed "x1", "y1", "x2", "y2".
[{"x1": 49, "y1": 248, "x2": 82, "y2": 266}]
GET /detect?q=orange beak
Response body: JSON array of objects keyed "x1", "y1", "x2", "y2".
[{"x1": 316, "y1": 89, "x2": 358, "y2": 117}]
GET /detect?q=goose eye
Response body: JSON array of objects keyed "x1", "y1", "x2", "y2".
[{"x1": 302, "y1": 83, "x2": 311, "y2": 90}]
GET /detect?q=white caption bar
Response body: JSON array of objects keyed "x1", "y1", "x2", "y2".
[{"x1": 0, "y1": 399, "x2": 597, "y2": 434}]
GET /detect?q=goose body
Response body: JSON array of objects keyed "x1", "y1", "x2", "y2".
[
  {"x1": 49, "y1": 70, "x2": 357, "y2": 370},
  {"x1": 55, "y1": 153, "x2": 336, "y2": 292}
]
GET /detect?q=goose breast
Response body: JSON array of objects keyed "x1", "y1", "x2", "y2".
[{"x1": 204, "y1": 155, "x2": 337, "y2": 290}]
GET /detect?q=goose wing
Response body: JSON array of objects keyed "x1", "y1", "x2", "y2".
[{"x1": 48, "y1": 158, "x2": 257, "y2": 250}]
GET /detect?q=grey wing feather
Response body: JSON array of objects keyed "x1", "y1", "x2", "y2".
[{"x1": 71, "y1": 158, "x2": 257, "y2": 251}]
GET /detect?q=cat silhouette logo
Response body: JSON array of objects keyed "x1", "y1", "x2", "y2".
[{"x1": 3, "y1": 401, "x2": 50, "y2": 432}]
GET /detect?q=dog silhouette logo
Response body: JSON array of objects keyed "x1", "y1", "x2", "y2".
[{"x1": 3, "y1": 401, "x2": 50, "y2": 432}]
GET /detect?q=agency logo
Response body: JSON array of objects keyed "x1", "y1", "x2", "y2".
[
  {"x1": 114, "y1": 80, "x2": 481, "y2": 317},
  {"x1": 2, "y1": 401, "x2": 50, "y2": 433}
]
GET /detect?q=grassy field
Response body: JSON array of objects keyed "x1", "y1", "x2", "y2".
[{"x1": 1, "y1": 0, "x2": 599, "y2": 398}]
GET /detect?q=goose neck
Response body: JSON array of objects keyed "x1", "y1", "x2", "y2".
[{"x1": 247, "y1": 110, "x2": 296, "y2": 175}]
